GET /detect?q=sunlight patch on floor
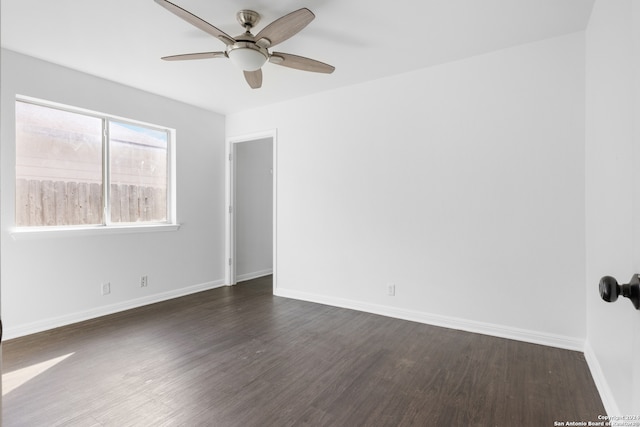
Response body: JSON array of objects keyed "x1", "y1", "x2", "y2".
[{"x1": 2, "y1": 353, "x2": 74, "y2": 396}]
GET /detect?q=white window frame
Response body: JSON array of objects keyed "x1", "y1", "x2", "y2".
[{"x1": 11, "y1": 95, "x2": 179, "y2": 240}]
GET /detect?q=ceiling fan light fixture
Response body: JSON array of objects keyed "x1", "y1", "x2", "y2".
[{"x1": 227, "y1": 44, "x2": 268, "y2": 71}]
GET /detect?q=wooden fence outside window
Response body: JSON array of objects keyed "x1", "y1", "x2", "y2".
[{"x1": 16, "y1": 179, "x2": 166, "y2": 226}]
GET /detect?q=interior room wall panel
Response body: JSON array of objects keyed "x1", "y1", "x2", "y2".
[
  {"x1": 227, "y1": 32, "x2": 586, "y2": 346},
  {"x1": 0, "y1": 49, "x2": 227, "y2": 338}
]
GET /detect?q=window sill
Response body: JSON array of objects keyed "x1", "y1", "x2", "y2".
[{"x1": 10, "y1": 223, "x2": 181, "y2": 240}]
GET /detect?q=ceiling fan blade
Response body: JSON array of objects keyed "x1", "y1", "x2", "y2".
[
  {"x1": 154, "y1": 0, "x2": 235, "y2": 46},
  {"x1": 269, "y1": 52, "x2": 335, "y2": 74},
  {"x1": 255, "y1": 8, "x2": 314, "y2": 48},
  {"x1": 161, "y1": 52, "x2": 226, "y2": 61},
  {"x1": 244, "y1": 69, "x2": 263, "y2": 89}
]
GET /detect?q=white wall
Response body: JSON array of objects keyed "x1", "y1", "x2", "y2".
[
  {"x1": 234, "y1": 138, "x2": 273, "y2": 281},
  {"x1": 227, "y1": 33, "x2": 586, "y2": 348},
  {"x1": 585, "y1": 0, "x2": 640, "y2": 415},
  {"x1": 1, "y1": 49, "x2": 227, "y2": 338}
]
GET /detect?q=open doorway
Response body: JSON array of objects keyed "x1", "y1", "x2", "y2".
[{"x1": 225, "y1": 130, "x2": 277, "y2": 291}]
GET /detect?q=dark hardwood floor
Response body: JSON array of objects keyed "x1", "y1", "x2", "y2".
[{"x1": 2, "y1": 276, "x2": 605, "y2": 426}]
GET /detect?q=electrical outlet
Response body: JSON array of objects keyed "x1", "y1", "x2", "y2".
[
  {"x1": 101, "y1": 282, "x2": 111, "y2": 296},
  {"x1": 387, "y1": 283, "x2": 395, "y2": 296},
  {"x1": 140, "y1": 275, "x2": 148, "y2": 287}
]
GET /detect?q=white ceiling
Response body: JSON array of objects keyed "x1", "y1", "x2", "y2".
[{"x1": 1, "y1": 0, "x2": 595, "y2": 115}]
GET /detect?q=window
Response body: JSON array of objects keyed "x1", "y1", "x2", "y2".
[{"x1": 15, "y1": 98, "x2": 174, "y2": 230}]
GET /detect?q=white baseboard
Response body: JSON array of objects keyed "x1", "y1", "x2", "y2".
[
  {"x1": 584, "y1": 341, "x2": 620, "y2": 416},
  {"x1": 236, "y1": 268, "x2": 273, "y2": 283},
  {"x1": 4, "y1": 279, "x2": 227, "y2": 340},
  {"x1": 274, "y1": 287, "x2": 585, "y2": 352}
]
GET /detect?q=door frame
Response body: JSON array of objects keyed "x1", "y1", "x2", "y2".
[{"x1": 225, "y1": 129, "x2": 277, "y2": 291}]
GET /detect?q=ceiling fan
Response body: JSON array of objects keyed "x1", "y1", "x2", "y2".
[{"x1": 154, "y1": 0, "x2": 335, "y2": 89}]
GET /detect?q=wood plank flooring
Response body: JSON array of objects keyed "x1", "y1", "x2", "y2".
[{"x1": 2, "y1": 276, "x2": 605, "y2": 426}]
